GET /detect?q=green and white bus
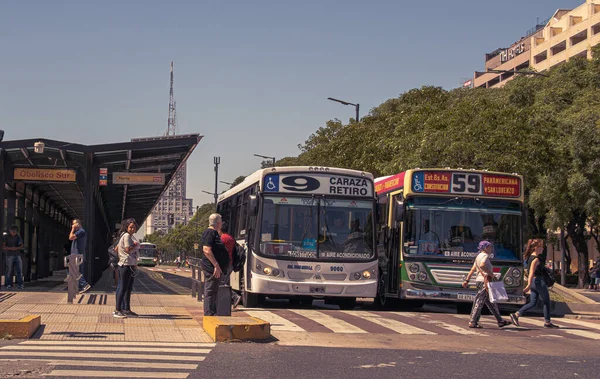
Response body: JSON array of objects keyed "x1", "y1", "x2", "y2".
[
  {"x1": 217, "y1": 166, "x2": 378, "y2": 309},
  {"x1": 375, "y1": 168, "x2": 526, "y2": 310}
]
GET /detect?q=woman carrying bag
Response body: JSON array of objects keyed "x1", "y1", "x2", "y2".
[
  {"x1": 464, "y1": 240, "x2": 511, "y2": 329},
  {"x1": 510, "y1": 239, "x2": 559, "y2": 328}
]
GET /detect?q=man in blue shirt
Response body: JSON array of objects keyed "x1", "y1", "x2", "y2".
[
  {"x1": 3, "y1": 226, "x2": 24, "y2": 289},
  {"x1": 69, "y1": 219, "x2": 91, "y2": 293}
]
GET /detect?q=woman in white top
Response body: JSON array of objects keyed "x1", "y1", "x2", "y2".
[
  {"x1": 114, "y1": 219, "x2": 140, "y2": 319},
  {"x1": 464, "y1": 240, "x2": 511, "y2": 329}
]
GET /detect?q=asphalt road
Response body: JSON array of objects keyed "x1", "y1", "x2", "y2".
[{"x1": 194, "y1": 344, "x2": 599, "y2": 379}]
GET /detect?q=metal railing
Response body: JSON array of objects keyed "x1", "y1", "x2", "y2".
[{"x1": 188, "y1": 257, "x2": 204, "y2": 301}]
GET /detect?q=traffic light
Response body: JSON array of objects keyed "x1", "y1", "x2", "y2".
[{"x1": 168, "y1": 214, "x2": 174, "y2": 225}]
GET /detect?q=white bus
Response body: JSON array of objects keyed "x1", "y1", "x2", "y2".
[
  {"x1": 137, "y1": 243, "x2": 158, "y2": 267},
  {"x1": 217, "y1": 166, "x2": 378, "y2": 309}
]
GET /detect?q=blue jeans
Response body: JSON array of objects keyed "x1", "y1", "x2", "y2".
[
  {"x1": 5, "y1": 255, "x2": 24, "y2": 287},
  {"x1": 115, "y1": 266, "x2": 136, "y2": 312},
  {"x1": 517, "y1": 277, "x2": 551, "y2": 322}
]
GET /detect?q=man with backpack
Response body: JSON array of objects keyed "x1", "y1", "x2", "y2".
[{"x1": 219, "y1": 222, "x2": 242, "y2": 308}]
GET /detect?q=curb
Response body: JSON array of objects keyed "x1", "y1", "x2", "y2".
[
  {"x1": 203, "y1": 316, "x2": 270, "y2": 342},
  {"x1": 563, "y1": 313, "x2": 600, "y2": 320},
  {"x1": 552, "y1": 284, "x2": 598, "y2": 304},
  {"x1": 0, "y1": 315, "x2": 41, "y2": 339}
]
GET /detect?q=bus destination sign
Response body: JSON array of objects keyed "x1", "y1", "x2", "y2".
[
  {"x1": 264, "y1": 173, "x2": 373, "y2": 197},
  {"x1": 411, "y1": 171, "x2": 520, "y2": 198}
]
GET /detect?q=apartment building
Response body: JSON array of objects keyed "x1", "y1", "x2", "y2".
[
  {"x1": 471, "y1": 0, "x2": 600, "y2": 89},
  {"x1": 531, "y1": 0, "x2": 600, "y2": 71}
]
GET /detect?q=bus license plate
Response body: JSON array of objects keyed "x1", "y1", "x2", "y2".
[
  {"x1": 309, "y1": 286, "x2": 326, "y2": 294},
  {"x1": 457, "y1": 294, "x2": 473, "y2": 301}
]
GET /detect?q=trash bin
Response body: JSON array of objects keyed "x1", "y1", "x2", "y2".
[{"x1": 216, "y1": 284, "x2": 232, "y2": 316}]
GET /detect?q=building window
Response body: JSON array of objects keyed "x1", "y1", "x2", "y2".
[
  {"x1": 550, "y1": 40, "x2": 567, "y2": 56},
  {"x1": 593, "y1": 22, "x2": 600, "y2": 36},
  {"x1": 570, "y1": 30, "x2": 587, "y2": 47}
]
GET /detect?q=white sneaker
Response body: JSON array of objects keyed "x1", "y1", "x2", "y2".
[{"x1": 78, "y1": 284, "x2": 91, "y2": 294}]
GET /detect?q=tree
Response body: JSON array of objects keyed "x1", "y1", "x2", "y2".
[{"x1": 230, "y1": 176, "x2": 246, "y2": 188}]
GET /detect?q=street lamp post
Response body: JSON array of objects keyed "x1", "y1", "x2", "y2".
[
  {"x1": 254, "y1": 154, "x2": 276, "y2": 167},
  {"x1": 220, "y1": 180, "x2": 232, "y2": 186},
  {"x1": 327, "y1": 97, "x2": 360, "y2": 122}
]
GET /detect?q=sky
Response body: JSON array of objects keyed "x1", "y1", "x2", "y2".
[{"x1": 0, "y1": 0, "x2": 583, "y2": 212}]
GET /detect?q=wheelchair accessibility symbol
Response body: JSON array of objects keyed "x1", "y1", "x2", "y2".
[{"x1": 264, "y1": 175, "x2": 279, "y2": 192}]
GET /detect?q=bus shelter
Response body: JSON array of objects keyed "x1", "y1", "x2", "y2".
[{"x1": 0, "y1": 134, "x2": 201, "y2": 285}]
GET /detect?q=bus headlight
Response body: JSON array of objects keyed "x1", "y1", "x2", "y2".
[
  {"x1": 512, "y1": 269, "x2": 522, "y2": 278},
  {"x1": 409, "y1": 264, "x2": 420, "y2": 273},
  {"x1": 263, "y1": 267, "x2": 272, "y2": 275},
  {"x1": 417, "y1": 272, "x2": 428, "y2": 282},
  {"x1": 272, "y1": 269, "x2": 280, "y2": 277},
  {"x1": 353, "y1": 272, "x2": 362, "y2": 280},
  {"x1": 362, "y1": 271, "x2": 371, "y2": 279},
  {"x1": 504, "y1": 276, "x2": 514, "y2": 286},
  {"x1": 514, "y1": 277, "x2": 521, "y2": 287}
]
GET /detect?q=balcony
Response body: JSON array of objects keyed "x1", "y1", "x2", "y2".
[
  {"x1": 570, "y1": 30, "x2": 587, "y2": 47},
  {"x1": 550, "y1": 40, "x2": 567, "y2": 56}
]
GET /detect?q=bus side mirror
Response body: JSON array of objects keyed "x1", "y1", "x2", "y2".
[
  {"x1": 248, "y1": 195, "x2": 258, "y2": 215},
  {"x1": 394, "y1": 199, "x2": 404, "y2": 223}
]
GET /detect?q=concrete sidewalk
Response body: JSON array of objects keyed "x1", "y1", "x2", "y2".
[{"x1": 0, "y1": 269, "x2": 212, "y2": 343}]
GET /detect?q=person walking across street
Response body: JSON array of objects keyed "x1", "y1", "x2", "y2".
[
  {"x1": 466, "y1": 240, "x2": 511, "y2": 329},
  {"x1": 114, "y1": 219, "x2": 140, "y2": 319},
  {"x1": 3, "y1": 225, "x2": 25, "y2": 289},
  {"x1": 69, "y1": 219, "x2": 91, "y2": 294},
  {"x1": 510, "y1": 239, "x2": 559, "y2": 328},
  {"x1": 201, "y1": 213, "x2": 230, "y2": 316},
  {"x1": 219, "y1": 222, "x2": 242, "y2": 308}
]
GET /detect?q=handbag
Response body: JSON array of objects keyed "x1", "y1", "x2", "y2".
[{"x1": 487, "y1": 281, "x2": 509, "y2": 303}]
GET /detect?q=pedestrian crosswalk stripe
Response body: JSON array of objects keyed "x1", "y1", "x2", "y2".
[
  {"x1": 417, "y1": 317, "x2": 486, "y2": 336},
  {"x1": 245, "y1": 310, "x2": 305, "y2": 332},
  {"x1": 0, "y1": 351, "x2": 207, "y2": 361},
  {"x1": 0, "y1": 359, "x2": 198, "y2": 370},
  {"x1": 43, "y1": 370, "x2": 189, "y2": 378},
  {"x1": 21, "y1": 341, "x2": 215, "y2": 348},
  {"x1": 1, "y1": 345, "x2": 211, "y2": 354},
  {"x1": 517, "y1": 318, "x2": 600, "y2": 340},
  {"x1": 289, "y1": 309, "x2": 367, "y2": 333},
  {"x1": 341, "y1": 311, "x2": 436, "y2": 335},
  {"x1": 554, "y1": 318, "x2": 600, "y2": 331}
]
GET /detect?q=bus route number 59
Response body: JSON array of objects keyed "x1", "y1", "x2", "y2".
[{"x1": 451, "y1": 173, "x2": 482, "y2": 195}]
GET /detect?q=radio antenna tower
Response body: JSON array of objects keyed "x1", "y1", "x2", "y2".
[{"x1": 167, "y1": 61, "x2": 177, "y2": 136}]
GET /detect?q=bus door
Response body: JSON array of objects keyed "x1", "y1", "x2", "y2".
[{"x1": 388, "y1": 193, "x2": 404, "y2": 295}]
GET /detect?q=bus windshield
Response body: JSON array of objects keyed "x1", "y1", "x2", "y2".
[
  {"x1": 403, "y1": 197, "x2": 522, "y2": 261},
  {"x1": 139, "y1": 247, "x2": 157, "y2": 258},
  {"x1": 259, "y1": 196, "x2": 374, "y2": 261}
]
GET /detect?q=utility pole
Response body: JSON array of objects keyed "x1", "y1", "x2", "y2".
[
  {"x1": 327, "y1": 97, "x2": 360, "y2": 122},
  {"x1": 213, "y1": 157, "x2": 220, "y2": 205},
  {"x1": 560, "y1": 227, "x2": 567, "y2": 285},
  {"x1": 167, "y1": 62, "x2": 177, "y2": 136}
]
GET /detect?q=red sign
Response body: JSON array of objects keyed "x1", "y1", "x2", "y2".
[
  {"x1": 375, "y1": 172, "x2": 405, "y2": 194},
  {"x1": 422, "y1": 172, "x2": 451, "y2": 193},
  {"x1": 482, "y1": 174, "x2": 520, "y2": 197},
  {"x1": 99, "y1": 168, "x2": 108, "y2": 175}
]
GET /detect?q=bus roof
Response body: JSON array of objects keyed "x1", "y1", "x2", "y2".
[{"x1": 218, "y1": 166, "x2": 373, "y2": 203}]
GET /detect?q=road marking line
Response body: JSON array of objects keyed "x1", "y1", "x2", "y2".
[
  {"x1": 0, "y1": 359, "x2": 198, "y2": 370},
  {"x1": 21, "y1": 341, "x2": 215, "y2": 347},
  {"x1": 289, "y1": 309, "x2": 367, "y2": 333},
  {"x1": 554, "y1": 318, "x2": 600, "y2": 331},
  {"x1": 341, "y1": 311, "x2": 435, "y2": 335},
  {"x1": 245, "y1": 310, "x2": 305, "y2": 332},
  {"x1": 43, "y1": 370, "x2": 189, "y2": 378},
  {"x1": 0, "y1": 352, "x2": 206, "y2": 361},
  {"x1": 1, "y1": 346, "x2": 211, "y2": 354},
  {"x1": 518, "y1": 318, "x2": 600, "y2": 340},
  {"x1": 419, "y1": 318, "x2": 486, "y2": 336}
]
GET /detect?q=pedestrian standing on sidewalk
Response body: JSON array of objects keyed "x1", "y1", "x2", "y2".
[
  {"x1": 589, "y1": 260, "x2": 600, "y2": 291},
  {"x1": 69, "y1": 219, "x2": 91, "y2": 294},
  {"x1": 201, "y1": 213, "x2": 230, "y2": 316},
  {"x1": 2, "y1": 226, "x2": 25, "y2": 289},
  {"x1": 114, "y1": 219, "x2": 140, "y2": 319},
  {"x1": 467, "y1": 240, "x2": 511, "y2": 329},
  {"x1": 510, "y1": 238, "x2": 559, "y2": 328},
  {"x1": 219, "y1": 222, "x2": 242, "y2": 309}
]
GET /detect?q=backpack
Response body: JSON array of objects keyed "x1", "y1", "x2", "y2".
[
  {"x1": 108, "y1": 233, "x2": 124, "y2": 268},
  {"x1": 232, "y1": 243, "x2": 246, "y2": 273},
  {"x1": 542, "y1": 267, "x2": 556, "y2": 288}
]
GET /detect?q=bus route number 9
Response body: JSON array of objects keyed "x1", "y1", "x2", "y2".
[{"x1": 451, "y1": 173, "x2": 482, "y2": 195}]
